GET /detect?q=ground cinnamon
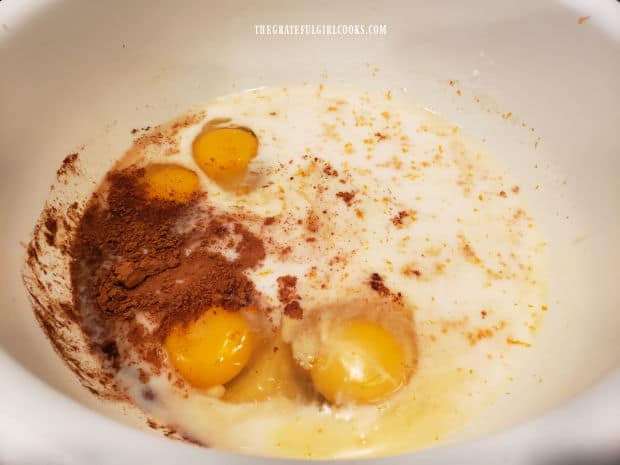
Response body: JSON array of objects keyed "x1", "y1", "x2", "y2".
[{"x1": 70, "y1": 168, "x2": 266, "y2": 372}]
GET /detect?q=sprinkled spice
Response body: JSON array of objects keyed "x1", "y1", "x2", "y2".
[
  {"x1": 69, "y1": 168, "x2": 266, "y2": 372},
  {"x1": 336, "y1": 191, "x2": 355, "y2": 206},
  {"x1": 369, "y1": 272, "x2": 389, "y2": 296},
  {"x1": 56, "y1": 153, "x2": 79, "y2": 178},
  {"x1": 277, "y1": 275, "x2": 300, "y2": 303},
  {"x1": 392, "y1": 210, "x2": 409, "y2": 226},
  {"x1": 284, "y1": 300, "x2": 303, "y2": 319},
  {"x1": 323, "y1": 164, "x2": 339, "y2": 177}
]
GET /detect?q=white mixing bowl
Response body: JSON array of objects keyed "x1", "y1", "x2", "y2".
[{"x1": 1, "y1": 0, "x2": 619, "y2": 463}]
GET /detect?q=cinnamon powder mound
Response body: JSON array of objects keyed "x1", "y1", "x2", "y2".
[
  {"x1": 277, "y1": 275, "x2": 303, "y2": 319},
  {"x1": 70, "y1": 168, "x2": 265, "y2": 372},
  {"x1": 277, "y1": 275, "x2": 299, "y2": 303},
  {"x1": 284, "y1": 301, "x2": 303, "y2": 319}
]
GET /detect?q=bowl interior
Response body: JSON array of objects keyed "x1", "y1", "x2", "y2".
[{"x1": 1, "y1": 0, "x2": 619, "y2": 457}]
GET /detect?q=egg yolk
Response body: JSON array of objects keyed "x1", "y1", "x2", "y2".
[
  {"x1": 142, "y1": 163, "x2": 199, "y2": 202},
  {"x1": 165, "y1": 308, "x2": 254, "y2": 389},
  {"x1": 192, "y1": 127, "x2": 258, "y2": 184},
  {"x1": 310, "y1": 320, "x2": 408, "y2": 405}
]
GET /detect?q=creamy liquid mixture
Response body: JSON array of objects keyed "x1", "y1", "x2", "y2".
[{"x1": 51, "y1": 85, "x2": 549, "y2": 458}]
